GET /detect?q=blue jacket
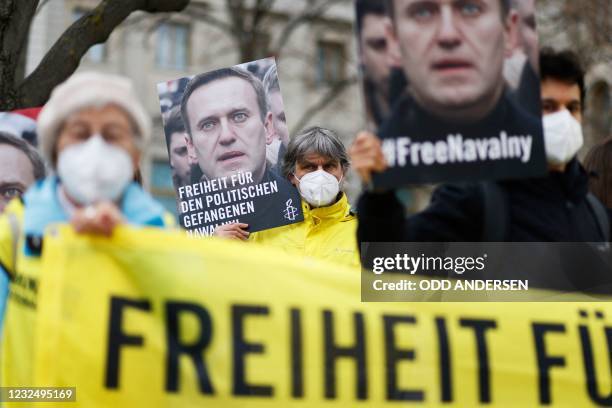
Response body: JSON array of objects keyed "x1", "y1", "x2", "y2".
[{"x1": 0, "y1": 176, "x2": 174, "y2": 331}]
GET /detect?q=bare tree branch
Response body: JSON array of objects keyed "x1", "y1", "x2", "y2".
[
  {"x1": 226, "y1": 0, "x2": 245, "y2": 38},
  {"x1": 13, "y1": 0, "x2": 189, "y2": 109},
  {"x1": 290, "y1": 75, "x2": 358, "y2": 135},
  {"x1": 186, "y1": 2, "x2": 235, "y2": 34},
  {"x1": 250, "y1": 0, "x2": 275, "y2": 33},
  {"x1": 272, "y1": 0, "x2": 349, "y2": 56}
]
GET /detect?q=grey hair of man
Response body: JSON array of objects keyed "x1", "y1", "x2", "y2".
[
  {"x1": 180, "y1": 67, "x2": 269, "y2": 137},
  {"x1": 281, "y1": 126, "x2": 350, "y2": 179},
  {"x1": 0, "y1": 131, "x2": 46, "y2": 180}
]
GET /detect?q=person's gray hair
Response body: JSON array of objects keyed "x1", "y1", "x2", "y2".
[
  {"x1": 281, "y1": 126, "x2": 349, "y2": 179},
  {"x1": 0, "y1": 131, "x2": 46, "y2": 180}
]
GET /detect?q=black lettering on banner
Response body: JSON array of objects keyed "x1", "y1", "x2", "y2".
[
  {"x1": 165, "y1": 301, "x2": 215, "y2": 394},
  {"x1": 232, "y1": 305, "x2": 273, "y2": 397},
  {"x1": 290, "y1": 308, "x2": 304, "y2": 398},
  {"x1": 459, "y1": 318, "x2": 497, "y2": 404},
  {"x1": 532, "y1": 323, "x2": 566, "y2": 405},
  {"x1": 382, "y1": 315, "x2": 424, "y2": 401},
  {"x1": 436, "y1": 317, "x2": 452, "y2": 403},
  {"x1": 578, "y1": 323, "x2": 612, "y2": 405},
  {"x1": 323, "y1": 310, "x2": 368, "y2": 400},
  {"x1": 105, "y1": 296, "x2": 152, "y2": 389}
]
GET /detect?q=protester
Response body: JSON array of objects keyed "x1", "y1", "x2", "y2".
[
  {"x1": 181, "y1": 67, "x2": 279, "y2": 184},
  {"x1": 164, "y1": 107, "x2": 192, "y2": 187},
  {"x1": 0, "y1": 132, "x2": 45, "y2": 213},
  {"x1": 351, "y1": 48, "x2": 609, "y2": 243},
  {"x1": 262, "y1": 64, "x2": 289, "y2": 168},
  {"x1": 0, "y1": 72, "x2": 175, "y2": 332},
  {"x1": 215, "y1": 127, "x2": 359, "y2": 268}
]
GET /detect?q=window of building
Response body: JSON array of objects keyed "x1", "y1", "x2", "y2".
[
  {"x1": 156, "y1": 22, "x2": 190, "y2": 71},
  {"x1": 316, "y1": 40, "x2": 345, "y2": 86},
  {"x1": 73, "y1": 8, "x2": 106, "y2": 63},
  {"x1": 150, "y1": 158, "x2": 179, "y2": 217}
]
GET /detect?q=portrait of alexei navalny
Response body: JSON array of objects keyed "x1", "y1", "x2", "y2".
[
  {"x1": 367, "y1": 0, "x2": 547, "y2": 187},
  {"x1": 355, "y1": 0, "x2": 408, "y2": 128},
  {"x1": 157, "y1": 57, "x2": 303, "y2": 237}
]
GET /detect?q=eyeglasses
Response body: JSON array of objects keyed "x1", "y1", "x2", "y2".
[{"x1": 0, "y1": 185, "x2": 25, "y2": 204}]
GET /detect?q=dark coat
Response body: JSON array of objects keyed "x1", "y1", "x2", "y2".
[{"x1": 358, "y1": 159, "x2": 609, "y2": 242}]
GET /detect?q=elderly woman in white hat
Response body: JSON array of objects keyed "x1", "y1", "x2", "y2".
[
  {"x1": 35, "y1": 71, "x2": 175, "y2": 233},
  {"x1": 0, "y1": 72, "x2": 174, "y2": 334}
]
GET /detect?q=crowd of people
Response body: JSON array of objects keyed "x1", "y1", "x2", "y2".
[{"x1": 0, "y1": 0, "x2": 610, "y2": 332}]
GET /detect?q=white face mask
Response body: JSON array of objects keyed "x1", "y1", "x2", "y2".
[
  {"x1": 57, "y1": 135, "x2": 134, "y2": 205},
  {"x1": 295, "y1": 169, "x2": 341, "y2": 207},
  {"x1": 543, "y1": 109, "x2": 583, "y2": 166}
]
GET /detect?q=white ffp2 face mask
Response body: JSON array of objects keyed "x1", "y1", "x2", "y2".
[
  {"x1": 543, "y1": 109, "x2": 583, "y2": 166},
  {"x1": 57, "y1": 135, "x2": 134, "y2": 205},
  {"x1": 295, "y1": 169, "x2": 341, "y2": 207}
]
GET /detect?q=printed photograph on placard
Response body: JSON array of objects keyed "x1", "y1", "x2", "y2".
[
  {"x1": 157, "y1": 57, "x2": 303, "y2": 236},
  {"x1": 0, "y1": 107, "x2": 44, "y2": 213},
  {"x1": 355, "y1": 0, "x2": 547, "y2": 187}
]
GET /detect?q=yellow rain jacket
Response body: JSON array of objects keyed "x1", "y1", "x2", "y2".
[{"x1": 251, "y1": 193, "x2": 359, "y2": 269}]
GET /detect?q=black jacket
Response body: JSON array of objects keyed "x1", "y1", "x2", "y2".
[{"x1": 358, "y1": 159, "x2": 609, "y2": 242}]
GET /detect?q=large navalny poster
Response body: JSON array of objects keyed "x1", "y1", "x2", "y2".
[
  {"x1": 355, "y1": 0, "x2": 547, "y2": 186},
  {"x1": 157, "y1": 57, "x2": 303, "y2": 236}
]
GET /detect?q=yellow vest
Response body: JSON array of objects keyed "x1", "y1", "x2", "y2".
[{"x1": 250, "y1": 193, "x2": 359, "y2": 269}]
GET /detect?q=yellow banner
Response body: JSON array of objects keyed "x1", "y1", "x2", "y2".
[{"x1": 2, "y1": 226, "x2": 612, "y2": 407}]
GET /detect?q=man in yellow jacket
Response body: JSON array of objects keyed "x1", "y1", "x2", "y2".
[{"x1": 215, "y1": 126, "x2": 359, "y2": 268}]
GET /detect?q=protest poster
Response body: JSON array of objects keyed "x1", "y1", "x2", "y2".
[
  {"x1": 3, "y1": 225, "x2": 612, "y2": 407},
  {"x1": 157, "y1": 57, "x2": 303, "y2": 236},
  {"x1": 355, "y1": 0, "x2": 547, "y2": 187}
]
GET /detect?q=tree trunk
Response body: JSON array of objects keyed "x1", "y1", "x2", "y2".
[
  {"x1": 0, "y1": 0, "x2": 39, "y2": 110},
  {"x1": 0, "y1": 0, "x2": 190, "y2": 110}
]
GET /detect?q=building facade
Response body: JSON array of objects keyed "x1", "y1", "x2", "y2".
[{"x1": 26, "y1": 0, "x2": 365, "y2": 214}]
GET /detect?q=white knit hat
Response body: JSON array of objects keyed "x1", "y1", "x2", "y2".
[{"x1": 38, "y1": 71, "x2": 151, "y2": 165}]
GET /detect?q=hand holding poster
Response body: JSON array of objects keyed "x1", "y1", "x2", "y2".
[
  {"x1": 157, "y1": 58, "x2": 303, "y2": 236},
  {"x1": 355, "y1": 0, "x2": 547, "y2": 186}
]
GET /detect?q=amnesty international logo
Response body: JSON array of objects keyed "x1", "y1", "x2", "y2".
[{"x1": 283, "y1": 199, "x2": 298, "y2": 221}]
